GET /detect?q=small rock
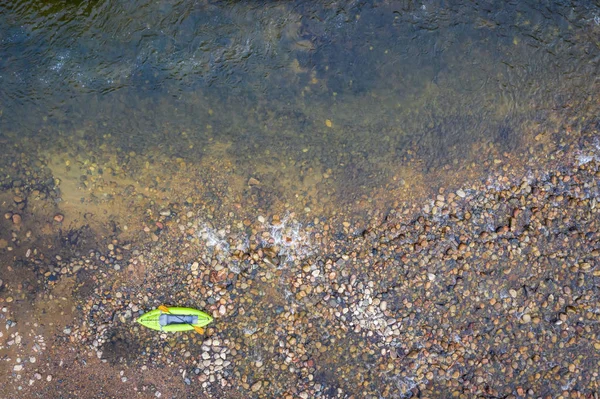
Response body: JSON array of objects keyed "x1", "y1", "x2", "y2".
[
  {"x1": 159, "y1": 209, "x2": 171, "y2": 217},
  {"x1": 456, "y1": 189, "x2": 466, "y2": 198},
  {"x1": 53, "y1": 214, "x2": 64, "y2": 223},
  {"x1": 12, "y1": 214, "x2": 22, "y2": 224},
  {"x1": 248, "y1": 177, "x2": 261, "y2": 186},
  {"x1": 251, "y1": 381, "x2": 263, "y2": 392},
  {"x1": 521, "y1": 314, "x2": 531, "y2": 323},
  {"x1": 14, "y1": 364, "x2": 23, "y2": 371},
  {"x1": 191, "y1": 262, "x2": 199, "y2": 271},
  {"x1": 6, "y1": 297, "x2": 13, "y2": 303},
  {"x1": 0, "y1": 239, "x2": 7, "y2": 249},
  {"x1": 219, "y1": 305, "x2": 226, "y2": 315},
  {"x1": 13, "y1": 196, "x2": 24, "y2": 204}
]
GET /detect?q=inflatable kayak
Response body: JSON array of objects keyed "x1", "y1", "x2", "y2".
[{"x1": 136, "y1": 306, "x2": 213, "y2": 332}]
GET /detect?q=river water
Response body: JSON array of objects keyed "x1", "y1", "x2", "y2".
[{"x1": 2, "y1": 0, "x2": 599, "y2": 217}]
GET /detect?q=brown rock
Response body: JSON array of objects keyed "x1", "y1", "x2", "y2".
[
  {"x1": 248, "y1": 177, "x2": 260, "y2": 186},
  {"x1": 251, "y1": 381, "x2": 263, "y2": 392},
  {"x1": 54, "y1": 214, "x2": 64, "y2": 223},
  {"x1": 12, "y1": 214, "x2": 22, "y2": 225}
]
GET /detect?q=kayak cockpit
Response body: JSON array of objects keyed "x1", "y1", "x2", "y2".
[{"x1": 159, "y1": 314, "x2": 198, "y2": 327}]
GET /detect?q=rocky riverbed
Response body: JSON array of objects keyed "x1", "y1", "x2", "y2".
[{"x1": 1, "y1": 124, "x2": 600, "y2": 399}]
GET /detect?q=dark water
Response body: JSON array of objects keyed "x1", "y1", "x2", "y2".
[{"x1": 1, "y1": 0, "x2": 600, "y2": 208}]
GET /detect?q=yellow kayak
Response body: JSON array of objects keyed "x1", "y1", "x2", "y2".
[{"x1": 136, "y1": 306, "x2": 213, "y2": 332}]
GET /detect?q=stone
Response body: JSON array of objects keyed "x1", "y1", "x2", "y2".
[
  {"x1": 251, "y1": 381, "x2": 263, "y2": 392},
  {"x1": 53, "y1": 214, "x2": 64, "y2": 223},
  {"x1": 248, "y1": 177, "x2": 260, "y2": 186},
  {"x1": 12, "y1": 214, "x2": 22, "y2": 224}
]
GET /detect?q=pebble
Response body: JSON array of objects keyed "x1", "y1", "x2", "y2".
[
  {"x1": 53, "y1": 213, "x2": 64, "y2": 223},
  {"x1": 251, "y1": 381, "x2": 263, "y2": 392},
  {"x1": 14, "y1": 365, "x2": 23, "y2": 372},
  {"x1": 12, "y1": 214, "x2": 22, "y2": 224},
  {"x1": 248, "y1": 177, "x2": 261, "y2": 186}
]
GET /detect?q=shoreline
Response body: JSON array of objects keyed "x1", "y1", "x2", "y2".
[{"x1": 0, "y1": 123, "x2": 598, "y2": 398}]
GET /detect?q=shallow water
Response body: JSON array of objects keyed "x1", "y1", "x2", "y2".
[{"x1": 2, "y1": 0, "x2": 600, "y2": 216}]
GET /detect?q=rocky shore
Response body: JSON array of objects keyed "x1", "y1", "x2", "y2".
[{"x1": 1, "y1": 127, "x2": 600, "y2": 398}]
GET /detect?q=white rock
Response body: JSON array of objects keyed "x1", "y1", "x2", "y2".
[{"x1": 14, "y1": 365, "x2": 23, "y2": 371}]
